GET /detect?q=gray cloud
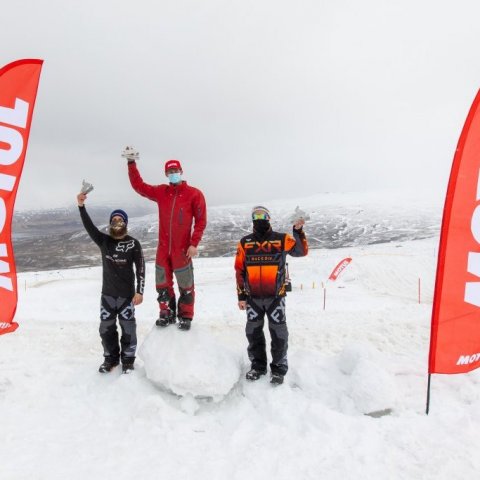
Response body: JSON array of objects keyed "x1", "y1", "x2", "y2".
[{"x1": 2, "y1": 0, "x2": 479, "y2": 210}]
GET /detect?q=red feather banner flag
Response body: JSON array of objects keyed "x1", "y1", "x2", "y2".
[
  {"x1": 0, "y1": 59, "x2": 43, "y2": 336},
  {"x1": 427, "y1": 90, "x2": 480, "y2": 412},
  {"x1": 328, "y1": 257, "x2": 352, "y2": 281}
]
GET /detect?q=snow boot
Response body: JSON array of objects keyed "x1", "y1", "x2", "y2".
[
  {"x1": 270, "y1": 373, "x2": 284, "y2": 385},
  {"x1": 155, "y1": 307, "x2": 176, "y2": 327},
  {"x1": 99, "y1": 359, "x2": 119, "y2": 373},
  {"x1": 156, "y1": 314, "x2": 176, "y2": 327},
  {"x1": 246, "y1": 369, "x2": 267, "y2": 381},
  {"x1": 156, "y1": 297, "x2": 176, "y2": 327},
  {"x1": 122, "y1": 363, "x2": 134, "y2": 374},
  {"x1": 178, "y1": 318, "x2": 192, "y2": 331}
]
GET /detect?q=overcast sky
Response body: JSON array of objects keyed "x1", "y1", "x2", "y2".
[{"x1": 2, "y1": 0, "x2": 480, "y2": 211}]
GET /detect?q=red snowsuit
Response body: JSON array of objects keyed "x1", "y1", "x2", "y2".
[{"x1": 128, "y1": 162, "x2": 207, "y2": 319}]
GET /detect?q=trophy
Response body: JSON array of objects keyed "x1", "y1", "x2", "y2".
[
  {"x1": 290, "y1": 206, "x2": 310, "y2": 223},
  {"x1": 121, "y1": 146, "x2": 139, "y2": 161},
  {"x1": 80, "y1": 179, "x2": 94, "y2": 195}
]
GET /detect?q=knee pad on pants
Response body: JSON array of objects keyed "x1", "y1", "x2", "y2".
[{"x1": 179, "y1": 288, "x2": 194, "y2": 305}]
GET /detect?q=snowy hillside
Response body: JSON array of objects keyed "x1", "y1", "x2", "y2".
[
  {"x1": 12, "y1": 189, "x2": 442, "y2": 270},
  {"x1": 203, "y1": 189, "x2": 441, "y2": 256},
  {"x1": 2, "y1": 235, "x2": 480, "y2": 479}
]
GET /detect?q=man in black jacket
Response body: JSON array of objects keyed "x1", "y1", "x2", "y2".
[{"x1": 77, "y1": 192, "x2": 145, "y2": 374}]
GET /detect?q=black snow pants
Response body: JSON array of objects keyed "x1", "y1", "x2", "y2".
[
  {"x1": 245, "y1": 296, "x2": 288, "y2": 376},
  {"x1": 99, "y1": 294, "x2": 137, "y2": 364}
]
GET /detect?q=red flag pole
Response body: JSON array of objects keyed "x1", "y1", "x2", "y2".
[{"x1": 426, "y1": 374, "x2": 432, "y2": 415}]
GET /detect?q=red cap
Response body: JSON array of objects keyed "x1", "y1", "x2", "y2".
[{"x1": 165, "y1": 159, "x2": 182, "y2": 173}]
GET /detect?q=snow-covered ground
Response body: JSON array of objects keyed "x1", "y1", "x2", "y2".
[{"x1": 2, "y1": 237, "x2": 480, "y2": 480}]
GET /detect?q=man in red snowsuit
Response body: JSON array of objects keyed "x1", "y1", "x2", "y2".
[{"x1": 124, "y1": 147, "x2": 207, "y2": 331}]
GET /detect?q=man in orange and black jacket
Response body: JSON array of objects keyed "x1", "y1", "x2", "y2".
[{"x1": 235, "y1": 206, "x2": 308, "y2": 385}]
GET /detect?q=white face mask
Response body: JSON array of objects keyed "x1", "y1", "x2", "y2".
[{"x1": 168, "y1": 172, "x2": 182, "y2": 184}]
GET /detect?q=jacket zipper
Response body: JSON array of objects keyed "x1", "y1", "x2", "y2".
[
  {"x1": 259, "y1": 264, "x2": 264, "y2": 297},
  {"x1": 168, "y1": 187, "x2": 178, "y2": 255}
]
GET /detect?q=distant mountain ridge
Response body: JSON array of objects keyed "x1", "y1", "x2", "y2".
[{"x1": 12, "y1": 191, "x2": 442, "y2": 272}]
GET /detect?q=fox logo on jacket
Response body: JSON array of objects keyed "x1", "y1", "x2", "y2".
[{"x1": 116, "y1": 240, "x2": 135, "y2": 253}]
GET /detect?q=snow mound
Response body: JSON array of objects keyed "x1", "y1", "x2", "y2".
[
  {"x1": 337, "y1": 344, "x2": 397, "y2": 415},
  {"x1": 139, "y1": 324, "x2": 242, "y2": 400},
  {"x1": 289, "y1": 343, "x2": 397, "y2": 416}
]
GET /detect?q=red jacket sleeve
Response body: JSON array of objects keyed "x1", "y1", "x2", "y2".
[
  {"x1": 128, "y1": 162, "x2": 159, "y2": 201},
  {"x1": 190, "y1": 188, "x2": 207, "y2": 247}
]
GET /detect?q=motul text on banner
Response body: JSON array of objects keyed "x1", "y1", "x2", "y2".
[
  {"x1": 0, "y1": 59, "x2": 43, "y2": 336},
  {"x1": 428, "y1": 89, "x2": 480, "y2": 374},
  {"x1": 328, "y1": 257, "x2": 352, "y2": 281}
]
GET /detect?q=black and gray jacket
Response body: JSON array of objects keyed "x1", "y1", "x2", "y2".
[{"x1": 79, "y1": 206, "x2": 145, "y2": 298}]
